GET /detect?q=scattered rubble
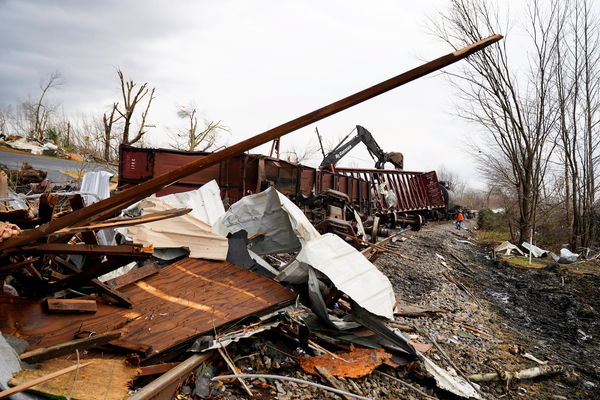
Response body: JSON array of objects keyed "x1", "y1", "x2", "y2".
[{"x1": 3, "y1": 34, "x2": 597, "y2": 400}]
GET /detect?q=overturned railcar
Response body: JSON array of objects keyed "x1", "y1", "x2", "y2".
[{"x1": 118, "y1": 145, "x2": 447, "y2": 223}]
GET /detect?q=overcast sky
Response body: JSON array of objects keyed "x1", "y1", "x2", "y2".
[{"x1": 0, "y1": 0, "x2": 508, "y2": 188}]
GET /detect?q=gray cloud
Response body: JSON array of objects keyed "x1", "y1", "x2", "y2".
[{"x1": 0, "y1": 0, "x2": 492, "y2": 187}]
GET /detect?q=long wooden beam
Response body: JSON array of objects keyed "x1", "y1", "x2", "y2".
[{"x1": 0, "y1": 34, "x2": 502, "y2": 253}]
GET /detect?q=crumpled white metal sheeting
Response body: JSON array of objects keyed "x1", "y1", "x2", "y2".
[
  {"x1": 494, "y1": 241, "x2": 524, "y2": 256},
  {"x1": 214, "y1": 187, "x2": 396, "y2": 320},
  {"x1": 295, "y1": 234, "x2": 395, "y2": 320},
  {"x1": 522, "y1": 241, "x2": 548, "y2": 258},
  {"x1": 159, "y1": 180, "x2": 225, "y2": 226},
  {"x1": 213, "y1": 187, "x2": 320, "y2": 254},
  {"x1": 125, "y1": 197, "x2": 228, "y2": 261}
]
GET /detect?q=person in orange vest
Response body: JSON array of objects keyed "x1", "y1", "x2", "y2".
[{"x1": 455, "y1": 209, "x2": 465, "y2": 230}]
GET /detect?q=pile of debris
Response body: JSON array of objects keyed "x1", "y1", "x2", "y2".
[
  {"x1": 0, "y1": 34, "x2": 513, "y2": 399},
  {"x1": 1, "y1": 169, "x2": 500, "y2": 399},
  {"x1": 1, "y1": 136, "x2": 85, "y2": 161}
]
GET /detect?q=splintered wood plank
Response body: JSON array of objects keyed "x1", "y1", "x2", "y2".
[
  {"x1": 105, "y1": 263, "x2": 161, "y2": 289},
  {"x1": 45, "y1": 299, "x2": 97, "y2": 314},
  {"x1": 20, "y1": 331, "x2": 122, "y2": 363},
  {"x1": 0, "y1": 259, "x2": 295, "y2": 361}
]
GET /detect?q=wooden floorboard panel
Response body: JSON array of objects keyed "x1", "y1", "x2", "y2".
[{"x1": 0, "y1": 258, "x2": 295, "y2": 361}]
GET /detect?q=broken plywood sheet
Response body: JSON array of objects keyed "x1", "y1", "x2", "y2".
[
  {"x1": 213, "y1": 187, "x2": 320, "y2": 254},
  {"x1": 278, "y1": 233, "x2": 396, "y2": 320},
  {"x1": 8, "y1": 358, "x2": 138, "y2": 400},
  {"x1": 0, "y1": 259, "x2": 296, "y2": 362},
  {"x1": 159, "y1": 180, "x2": 225, "y2": 226},
  {"x1": 126, "y1": 197, "x2": 228, "y2": 260}
]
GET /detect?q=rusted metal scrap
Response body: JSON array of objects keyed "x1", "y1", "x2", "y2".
[{"x1": 298, "y1": 347, "x2": 393, "y2": 378}]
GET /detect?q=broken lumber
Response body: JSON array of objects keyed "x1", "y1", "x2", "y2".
[
  {"x1": 0, "y1": 256, "x2": 39, "y2": 273},
  {"x1": 467, "y1": 364, "x2": 564, "y2": 382},
  {"x1": 10, "y1": 243, "x2": 152, "y2": 257},
  {"x1": 100, "y1": 339, "x2": 153, "y2": 356},
  {"x1": 53, "y1": 255, "x2": 133, "y2": 308},
  {"x1": 38, "y1": 191, "x2": 58, "y2": 223},
  {"x1": 19, "y1": 330, "x2": 122, "y2": 364},
  {"x1": 105, "y1": 262, "x2": 161, "y2": 289},
  {"x1": 388, "y1": 321, "x2": 418, "y2": 332},
  {"x1": 0, "y1": 35, "x2": 503, "y2": 253},
  {"x1": 128, "y1": 353, "x2": 213, "y2": 400},
  {"x1": 45, "y1": 298, "x2": 97, "y2": 314},
  {"x1": 74, "y1": 330, "x2": 153, "y2": 355},
  {"x1": 139, "y1": 362, "x2": 180, "y2": 377},
  {"x1": 52, "y1": 207, "x2": 192, "y2": 236},
  {"x1": 47, "y1": 257, "x2": 136, "y2": 295},
  {"x1": 0, "y1": 361, "x2": 93, "y2": 399}
]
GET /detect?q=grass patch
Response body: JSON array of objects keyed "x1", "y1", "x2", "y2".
[
  {"x1": 565, "y1": 260, "x2": 600, "y2": 276},
  {"x1": 474, "y1": 230, "x2": 511, "y2": 245},
  {"x1": 501, "y1": 255, "x2": 548, "y2": 269}
]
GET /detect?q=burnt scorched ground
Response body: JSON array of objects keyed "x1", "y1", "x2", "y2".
[{"x1": 376, "y1": 221, "x2": 600, "y2": 399}]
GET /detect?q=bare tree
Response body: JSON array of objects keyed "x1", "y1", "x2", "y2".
[
  {"x1": 0, "y1": 105, "x2": 12, "y2": 138},
  {"x1": 555, "y1": 0, "x2": 600, "y2": 249},
  {"x1": 115, "y1": 69, "x2": 155, "y2": 146},
  {"x1": 432, "y1": 0, "x2": 560, "y2": 244},
  {"x1": 102, "y1": 102, "x2": 121, "y2": 161},
  {"x1": 283, "y1": 143, "x2": 319, "y2": 164},
  {"x1": 27, "y1": 72, "x2": 62, "y2": 141},
  {"x1": 436, "y1": 165, "x2": 466, "y2": 198},
  {"x1": 171, "y1": 104, "x2": 229, "y2": 152}
]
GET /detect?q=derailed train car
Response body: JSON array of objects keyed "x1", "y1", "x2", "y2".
[{"x1": 118, "y1": 145, "x2": 447, "y2": 233}]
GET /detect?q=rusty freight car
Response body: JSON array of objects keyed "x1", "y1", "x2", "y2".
[{"x1": 118, "y1": 145, "x2": 447, "y2": 222}]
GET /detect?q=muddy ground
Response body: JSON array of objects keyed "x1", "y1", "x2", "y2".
[{"x1": 377, "y1": 220, "x2": 600, "y2": 399}]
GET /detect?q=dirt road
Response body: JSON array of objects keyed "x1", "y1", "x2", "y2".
[{"x1": 376, "y1": 220, "x2": 600, "y2": 399}]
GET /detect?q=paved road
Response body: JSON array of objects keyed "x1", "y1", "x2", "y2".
[{"x1": 0, "y1": 150, "x2": 115, "y2": 184}]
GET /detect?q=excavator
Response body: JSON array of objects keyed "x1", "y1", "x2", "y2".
[
  {"x1": 311, "y1": 125, "x2": 420, "y2": 243},
  {"x1": 319, "y1": 125, "x2": 403, "y2": 170}
]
